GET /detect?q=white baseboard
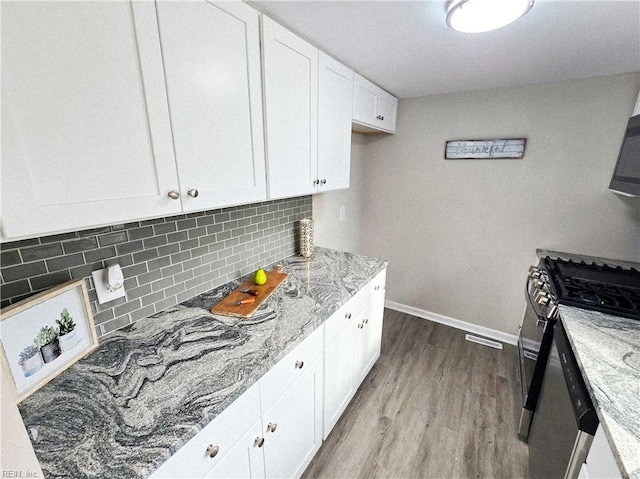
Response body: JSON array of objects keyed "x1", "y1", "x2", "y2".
[{"x1": 384, "y1": 300, "x2": 518, "y2": 346}]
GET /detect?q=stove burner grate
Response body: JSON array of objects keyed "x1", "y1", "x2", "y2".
[{"x1": 543, "y1": 257, "x2": 640, "y2": 320}]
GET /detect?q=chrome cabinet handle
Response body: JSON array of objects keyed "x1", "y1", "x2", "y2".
[
  {"x1": 254, "y1": 437, "x2": 264, "y2": 447},
  {"x1": 295, "y1": 360, "x2": 304, "y2": 369},
  {"x1": 376, "y1": 115, "x2": 384, "y2": 121},
  {"x1": 357, "y1": 322, "x2": 364, "y2": 329},
  {"x1": 374, "y1": 285, "x2": 380, "y2": 291},
  {"x1": 187, "y1": 188, "x2": 199, "y2": 198},
  {"x1": 267, "y1": 422, "x2": 277, "y2": 433},
  {"x1": 321, "y1": 179, "x2": 327, "y2": 185},
  {"x1": 167, "y1": 190, "x2": 180, "y2": 200},
  {"x1": 206, "y1": 445, "x2": 219, "y2": 458},
  {"x1": 345, "y1": 312, "x2": 352, "y2": 319},
  {"x1": 363, "y1": 318, "x2": 369, "y2": 324},
  {"x1": 313, "y1": 179, "x2": 319, "y2": 186}
]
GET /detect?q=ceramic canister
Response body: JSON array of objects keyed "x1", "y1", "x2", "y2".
[{"x1": 299, "y1": 218, "x2": 314, "y2": 258}]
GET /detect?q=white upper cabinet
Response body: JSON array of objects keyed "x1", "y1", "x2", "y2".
[
  {"x1": 261, "y1": 16, "x2": 319, "y2": 200},
  {"x1": 155, "y1": 1, "x2": 266, "y2": 212},
  {"x1": 1, "y1": 1, "x2": 182, "y2": 239},
  {"x1": 352, "y1": 73, "x2": 398, "y2": 134},
  {"x1": 317, "y1": 53, "x2": 354, "y2": 192}
]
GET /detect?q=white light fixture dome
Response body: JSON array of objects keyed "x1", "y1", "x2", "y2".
[{"x1": 446, "y1": 0, "x2": 534, "y2": 33}]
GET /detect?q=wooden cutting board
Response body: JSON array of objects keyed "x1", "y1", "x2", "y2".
[{"x1": 211, "y1": 270, "x2": 288, "y2": 318}]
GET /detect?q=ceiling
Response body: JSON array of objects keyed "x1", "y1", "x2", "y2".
[{"x1": 247, "y1": 0, "x2": 640, "y2": 99}]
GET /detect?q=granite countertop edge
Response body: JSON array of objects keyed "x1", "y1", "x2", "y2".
[{"x1": 559, "y1": 306, "x2": 640, "y2": 479}]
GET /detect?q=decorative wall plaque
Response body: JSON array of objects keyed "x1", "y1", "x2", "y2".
[{"x1": 445, "y1": 138, "x2": 526, "y2": 159}]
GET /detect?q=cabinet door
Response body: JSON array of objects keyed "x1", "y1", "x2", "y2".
[
  {"x1": 156, "y1": 1, "x2": 266, "y2": 212},
  {"x1": 262, "y1": 358, "x2": 323, "y2": 479},
  {"x1": 205, "y1": 419, "x2": 265, "y2": 479},
  {"x1": 1, "y1": 1, "x2": 181, "y2": 239},
  {"x1": 352, "y1": 74, "x2": 378, "y2": 128},
  {"x1": 323, "y1": 317, "x2": 356, "y2": 439},
  {"x1": 317, "y1": 53, "x2": 353, "y2": 192},
  {"x1": 377, "y1": 91, "x2": 398, "y2": 134},
  {"x1": 353, "y1": 271, "x2": 386, "y2": 385},
  {"x1": 150, "y1": 384, "x2": 261, "y2": 479},
  {"x1": 584, "y1": 427, "x2": 622, "y2": 479},
  {"x1": 262, "y1": 16, "x2": 318, "y2": 200}
]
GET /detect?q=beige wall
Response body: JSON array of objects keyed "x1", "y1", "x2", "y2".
[
  {"x1": 313, "y1": 133, "x2": 368, "y2": 253},
  {"x1": 315, "y1": 73, "x2": 640, "y2": 335}
]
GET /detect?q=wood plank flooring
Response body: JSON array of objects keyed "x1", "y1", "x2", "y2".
[{"x1": 302, "y1": 309, "x2": 528, "y2": 479}]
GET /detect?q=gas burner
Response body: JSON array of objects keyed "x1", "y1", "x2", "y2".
[{"x1": 542, "y1": 257, "x2": 640, "y2": 320}]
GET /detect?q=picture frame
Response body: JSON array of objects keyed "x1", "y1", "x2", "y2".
[
  {"x1": 0, "y1": 279, "x2": 98, "y2": 403},
  {"x1": 445, "y1": 138, "x2": 526, "y2": 159}
]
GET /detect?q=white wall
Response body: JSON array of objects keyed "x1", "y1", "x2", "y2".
[
  {"x1": 315, "y1": 73, "x2": 640, "y2": 335},
  {"x1": 313, "y1": 133, "x2": 368, "y2": 253}
]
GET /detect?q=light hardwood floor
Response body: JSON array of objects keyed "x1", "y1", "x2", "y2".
[{"x1": 302, "y1": 309, "x2": 528, "y2": 479}]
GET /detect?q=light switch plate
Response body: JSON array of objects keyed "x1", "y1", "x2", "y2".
[{"x1": 92, "y1": 268, "x2": 127, "y2": 304}]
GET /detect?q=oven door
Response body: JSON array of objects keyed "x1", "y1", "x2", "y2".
[{"x1": 517, "y1": 276, "x2": 555, "y2": 439}]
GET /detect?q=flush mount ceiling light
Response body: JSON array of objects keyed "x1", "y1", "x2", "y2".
[{"x1": 446, "y1": 0, "x2": 534, "y2": 33}]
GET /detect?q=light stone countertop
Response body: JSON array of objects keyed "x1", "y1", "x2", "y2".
[
  {"x1": 559, "y1": 306, "x2": 640, "y2": 479},
  {"x1": 17, "y1": 247, "x2": 387, "y2": 479},
  {"x1": 537, "y1": 249, "x2": 640, "y2": 478}
]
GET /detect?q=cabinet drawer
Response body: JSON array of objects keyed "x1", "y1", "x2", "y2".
[
  {"x1": 151, "y1": 382, "x2": 261, "y2": 479},
  {"x1": 259, "y1": 325, "x2": 323, "y2": 412},
  {"x1": 325, "y1": 274, "x2": 384, "y2": 345}
]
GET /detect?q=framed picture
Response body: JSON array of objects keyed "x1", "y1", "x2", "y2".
[
  {"x1": 445, "y1": 138, "x2": 526, "y2": 159},
  {"x1": 0, "y1": 279, "x2": 98, "y2": 402}
]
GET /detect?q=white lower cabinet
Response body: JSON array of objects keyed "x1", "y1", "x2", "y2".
[
  {"x1": 579, "y1": 426, "x2": 622, "y2": 479},
  {"x1": 261, "y1": 357, "x2": 323, "y2": 479},
  {"x1": 150, "y1": 382, "x2": 262, "y2": 479},
  {"x1": 204, "y1": 419, "x2": 265, "y2": 479},
  {"x1": 323, "y1": 311, "x2": 356, "y2": 440},
  {"x1": 151, "y1": 269, "x2": 386, "y2": 479},
  {"x1": 323, "y1": 269, "x2": 387, "y2": 438},
  {"x1": 354, "y1": 277, "x2": 386, "y2": 385}
]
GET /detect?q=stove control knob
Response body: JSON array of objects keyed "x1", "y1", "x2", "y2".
[
  {"x1": 533, "y1": 280, "x2": 546, "y2": 290},
  {"x1": 537, "y1": 295, "x2": 551, "y2": 306},
  {"x1": 535, "y1": 289, "x2": 551, "y2": 301},
  {"x1": 547, "y1": 304, "x2": 559, "y2": 319},
  {"x1": 529, "y1": 267, "x2": 543, "y2": 280}
]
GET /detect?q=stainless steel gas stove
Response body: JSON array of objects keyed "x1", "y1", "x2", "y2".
[{"x1": 516, "y1": 255, "x2": 640, "y2": 441}]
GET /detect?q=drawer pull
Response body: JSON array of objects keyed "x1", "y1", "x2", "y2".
[
  {"x1": 267, "y1": 422, "x2": 278, "y2": 433},
  {"x1": 295, "y1": 360, "x2": 304, "y2": 369},
  {"x1": 206, "y1": 445, "x2": 219, "y2": 459},
  {"x1": 345, "y1": 312, "x2": 352, "y2": 319},
  {"x1": 357, "y1": 322, "x2": 364, "y2": 329},
  {"x1": 374, "y1": 285, "x2": 380, "y2": 291},
  {"x1": 167, "y1": 190, "x2": 180, "y2": 200},
  {"x1": 254, "y1": 437, "x2": 264, "y2": 447},
  {"x1": 363, "y1": 318, "x2": 369, "y2": 324}
]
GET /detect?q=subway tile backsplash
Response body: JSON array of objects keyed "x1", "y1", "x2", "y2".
[{"x1": 0, "y1": 197, "x2": 312, "y2": 338}]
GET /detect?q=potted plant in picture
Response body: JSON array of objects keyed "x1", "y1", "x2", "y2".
[
  {"x1": 56, "y1": 308, "x2": 79, "y2": 353},
  {"x1": 17, "y1": 344, "x2": 43, "y2": 377},
  {"x1": 34, "y1": 325, "x2": 61, "y2": 363}
]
